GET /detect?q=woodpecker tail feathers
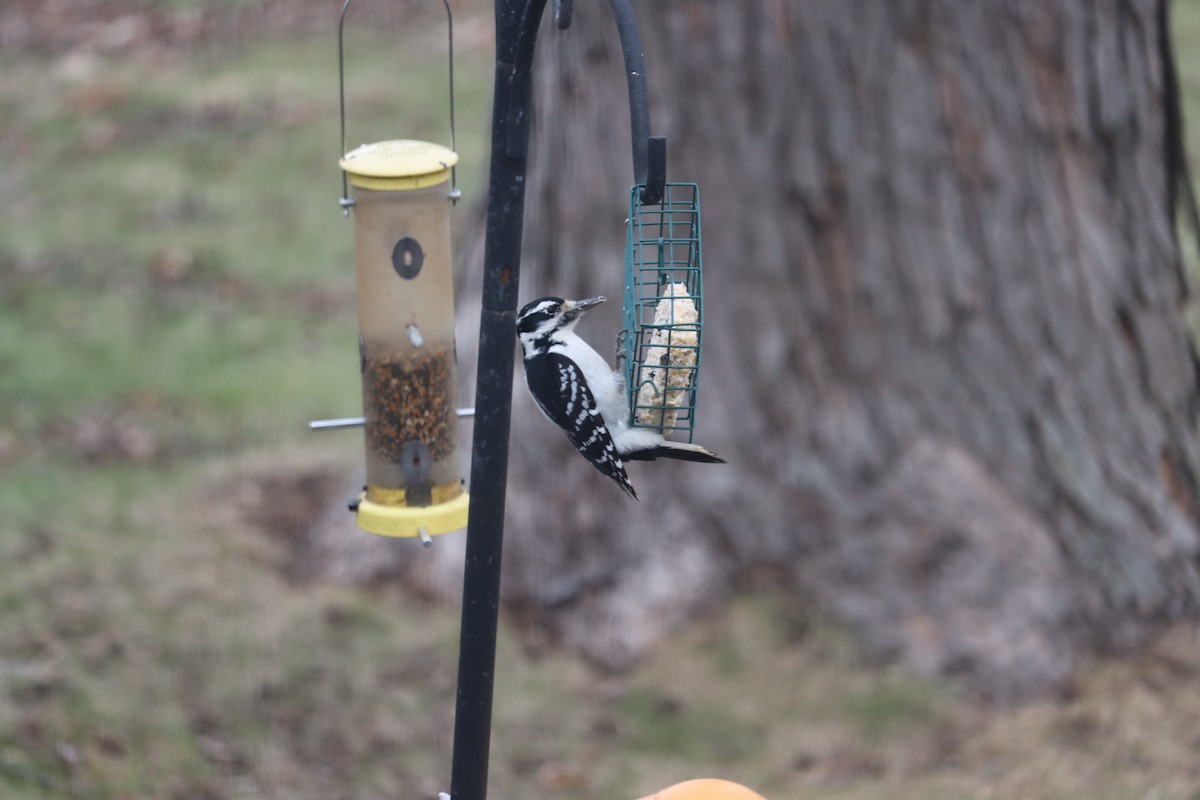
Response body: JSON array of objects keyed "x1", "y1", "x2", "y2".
[{"x1": 621, "y1": 440, "x2": 725, "y2": 464}]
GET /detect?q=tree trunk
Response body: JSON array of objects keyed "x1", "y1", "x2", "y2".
[{"x1": 322, "y1": 0, "x2": 1200, "y2": 701}]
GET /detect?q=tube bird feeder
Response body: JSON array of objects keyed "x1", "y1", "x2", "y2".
[
  {"x1": 339, "y1": 141, "x2": 469, "y2": 539},
  {"x1": 320, "y1": 0, "x2": 469, "y2": 540}
]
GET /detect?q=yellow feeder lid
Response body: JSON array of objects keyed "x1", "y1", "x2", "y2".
[{"x1": 339, "y1": 139, "x2": 459, "y2": 191}]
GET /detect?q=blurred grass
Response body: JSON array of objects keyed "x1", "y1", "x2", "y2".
[
  {"x1": 1, "y1": 2, "x2": 1200, "y2": 799},
  {"x1": 0, "y1": 8, "x2": 492, "y2": 798}
]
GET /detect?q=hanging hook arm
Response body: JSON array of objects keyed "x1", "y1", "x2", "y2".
[
  {"x1": 607, "y1": 0, "x2": 665, "y2": 205},
  {"x1": 504, "y1": 0, "x2": 666, "y2": 204},
  {"x1": 442, "y1": 0, "x2": 461, "y2": 201},
  {"x1": 338, "y1": 0, "x2": 354, "y2": 212}
]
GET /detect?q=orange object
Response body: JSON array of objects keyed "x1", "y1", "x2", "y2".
[{"x1": 638, "y1": 779, "x2": 767, "y2": 800}]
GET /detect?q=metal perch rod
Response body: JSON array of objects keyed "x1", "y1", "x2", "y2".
[{"x1": 308, "y1": 409, "x2": 475, "y2": 430}]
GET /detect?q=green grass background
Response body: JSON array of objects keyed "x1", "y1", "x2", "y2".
[{"x1": 2, "y1": 3, "x2": 1200, "y2": 799}]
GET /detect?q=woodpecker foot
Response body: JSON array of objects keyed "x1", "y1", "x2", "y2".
[{"x1": 614, "y1": 329, "x2": 628, "y2": 372}]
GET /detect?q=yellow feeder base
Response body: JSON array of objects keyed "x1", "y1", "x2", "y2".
[{"x1": 356, "y1": 490, "x2": 470, "y2": 538}]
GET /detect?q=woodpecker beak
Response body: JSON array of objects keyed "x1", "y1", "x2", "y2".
[
  {"x1": 571, "y1": 296, "x2": 606, "y2": 311},
  {"x1": 562, "y1": 296, "x2": 606, "y2": 320}
]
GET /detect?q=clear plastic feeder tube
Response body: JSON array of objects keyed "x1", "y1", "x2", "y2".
[{"x1": 339, "y1": 140, "x2": 467, "y2": 533}]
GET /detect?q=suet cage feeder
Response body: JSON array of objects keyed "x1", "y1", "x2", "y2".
[
  {"x1": 329, "y1": 0, "x2": 467, "y2": 540},
  {"x1": 622, "y1": 182, "x2": 705, "y2": 443}
]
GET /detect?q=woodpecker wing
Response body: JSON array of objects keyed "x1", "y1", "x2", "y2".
[{"x1": 524, "y1": 352, "x2": 638, "y2": 500}]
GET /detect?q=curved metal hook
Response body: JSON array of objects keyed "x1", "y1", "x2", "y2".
[
  {"x1": 338, "y1": 0, "x2": 460, "y2": 211},
  {"x1": 606, "y1": 0, "x2": 666, "y2": 205},
  {"x1": 504, "y1": 0, "x2": 666, "y2": 205}
]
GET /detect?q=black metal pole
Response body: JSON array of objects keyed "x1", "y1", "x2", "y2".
[
  {"x1": 448, "y1": 1, "x2": 661, "y2": 797},
  {"x1": 448, "y1": 3, "x2": 546, "y2": 800}
]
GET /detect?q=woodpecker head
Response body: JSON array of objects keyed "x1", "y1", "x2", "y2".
[{"x1": 516, "y1": 296, "x2": 605, "y2": 353}]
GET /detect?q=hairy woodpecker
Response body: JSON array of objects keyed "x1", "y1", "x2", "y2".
[{"x1": 516, "y1": 295, "x2": 724, "y2": 500}]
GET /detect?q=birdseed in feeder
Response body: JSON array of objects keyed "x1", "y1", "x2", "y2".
[{"x1": 363, "y1": 348, "x2": 456, "y2": 463}]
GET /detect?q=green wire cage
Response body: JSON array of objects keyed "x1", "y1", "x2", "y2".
[{"x1": 622, "y1": 182, "x2": 704, "y2": 443}]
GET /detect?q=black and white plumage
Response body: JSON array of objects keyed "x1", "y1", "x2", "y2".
[{"x1": 516, "y1": 295, "x2": 724, "y2": 500}]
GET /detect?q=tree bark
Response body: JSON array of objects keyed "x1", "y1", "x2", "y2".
[{"x1": 317, "y1": 0, "x2": 1200, "y2": 701}]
